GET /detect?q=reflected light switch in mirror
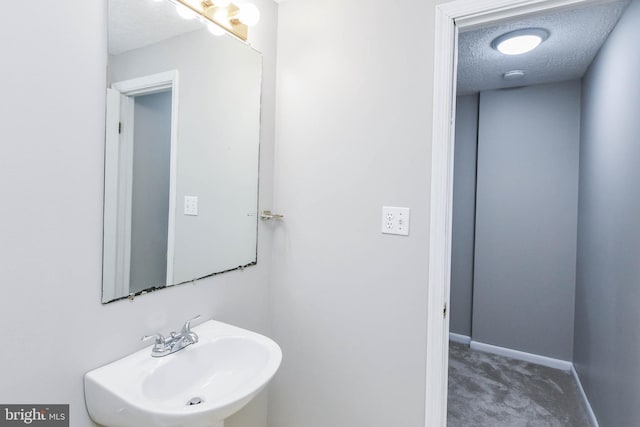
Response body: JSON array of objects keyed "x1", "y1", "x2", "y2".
[{"x1": 184, "y1": 196, "x2": 198, "y2": 216}]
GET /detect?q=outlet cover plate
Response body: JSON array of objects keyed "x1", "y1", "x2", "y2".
[
  {"x1": 184, "y1": 196, "x2": 198, "y2": 216},
  {"x1": 382, "y1": 206, "x2": 410, "y2": 236}
]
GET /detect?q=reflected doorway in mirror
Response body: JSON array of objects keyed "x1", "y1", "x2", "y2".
[{"x1": 103, "y1": 71, "x2": 179, "y2": 302}]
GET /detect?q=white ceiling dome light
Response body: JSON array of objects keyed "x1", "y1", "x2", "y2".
[{"x1": 492, "y1": 28, "x2": 549, "y2": 55}]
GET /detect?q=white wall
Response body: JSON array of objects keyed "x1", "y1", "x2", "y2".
[
  {"x1": 270, "y1": 0, "x2": 440, "y2": 426},
  {"x1": 0, "y1": 1, "x2": 278, "y2": 426}
]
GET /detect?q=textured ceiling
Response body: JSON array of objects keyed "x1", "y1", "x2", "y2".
[
  {"x1": 457, "y1": 0, "x2": 630, "y2": 94},
  {"x1": 109, "y1": 0, "x2": 204, "y2": 55}
]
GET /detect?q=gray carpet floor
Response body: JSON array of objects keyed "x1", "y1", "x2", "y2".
[{"x1": 447, "y1": 342, "x2": 591, "y2": 427}]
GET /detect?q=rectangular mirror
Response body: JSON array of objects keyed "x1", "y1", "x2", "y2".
[{"x1": 103, "y1": 0, "x2": 262, "y2": 303}]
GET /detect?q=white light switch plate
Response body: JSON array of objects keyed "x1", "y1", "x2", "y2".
[
  {"x1": 184, "y1": 196, "x2": 198, "y2": 216},
  {"x1": 381, "y1": 206, "x2": 410, "y2": 236}
]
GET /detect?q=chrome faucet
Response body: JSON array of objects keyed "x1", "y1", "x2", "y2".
[{"x1": 142, "y1": 315, "x2": 201, "y2": 357}]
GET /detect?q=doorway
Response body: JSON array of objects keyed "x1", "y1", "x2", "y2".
[
  {"x1": 425, "y1": 0, "x2": 625, "y2": 425},
  {"x1": 102, "y1": 71, "x2": 179, "y2": 301}
]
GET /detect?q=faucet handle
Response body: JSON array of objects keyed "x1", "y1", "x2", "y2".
[
  {"x1": 142, "y1": 333, "x2": 166, "y2": 349},
  {"x1": 142, "y1": 333, "x2": 171, "y2": 357},
  {"x1": 142, "y1": 333, "x2": 165, "y2": 343},
  {"x1": 181, "y1": 315, "x2": 202, "y2": 334}
]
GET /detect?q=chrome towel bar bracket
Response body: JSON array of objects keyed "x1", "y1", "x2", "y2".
[{"x1": 260, "y1": 210, "x2": 284, "y2": 220}]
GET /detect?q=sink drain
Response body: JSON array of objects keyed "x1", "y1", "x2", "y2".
[{"x1": 187, "y1": 397, "x2": 204, "y2": 406}]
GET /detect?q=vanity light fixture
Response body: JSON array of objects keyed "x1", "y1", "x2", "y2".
[
  {"x1": 491, "y1": 28, "x2": 549, "y2": 55},
  {"x1": 171, "y1": 0, "x2": 260, "y2": 41}
]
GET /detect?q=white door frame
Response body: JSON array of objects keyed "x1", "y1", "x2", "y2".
[
  {"x1": 425, "y1": 0, "x2": 602, "y2": 425},
  {"x1": 103, "y1": 88, "x2": 127, "y2": 302},
  {"x1": 103, "y1": 70, "x2": 179, "y2": 301}
]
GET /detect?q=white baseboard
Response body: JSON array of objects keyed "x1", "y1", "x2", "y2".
[
  {"x1": 469, "y1": 340, "x2": 573, "y2": 371},
  {"x1": 571, "y1": 365, "x2": 600, "y2": 427},
  {"x1": 449, "y1": 333, "x2": 471, "y2": 345}
]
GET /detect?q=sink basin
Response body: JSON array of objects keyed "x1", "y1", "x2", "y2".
[{"x1": 84, "y1": 320, "x2": 282, "y2": 427}]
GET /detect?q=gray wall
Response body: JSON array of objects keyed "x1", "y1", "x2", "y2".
[
  {"x1": 450, "y1": 94, "x2": 478, "y2": 337},
  {"x1": 575, "y1": 0, "x2": 640, "y2": 425},
  {"x1": 473, "y1": 81, "x2": 581, "y2": 361},
  {"x1": 130, "y1": 91, "x2": 172, "y2": 293},
  {"x1": 0, "y1": 1, "x2": 278, "y2": 426}
]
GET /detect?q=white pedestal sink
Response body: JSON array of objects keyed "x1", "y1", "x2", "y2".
[{"x1": 84, "y1": 320, "x2": 282, "y2": 427}]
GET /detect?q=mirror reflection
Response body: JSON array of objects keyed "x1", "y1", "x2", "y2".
[{"x1": 103, "y1": 0, "x2": 262, "y2": 303}]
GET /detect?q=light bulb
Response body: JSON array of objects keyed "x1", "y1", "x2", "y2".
[
  {"x1": 175, "y1": 4, "x2": 197, "y2": 20},
  {"x1": 214, "y1": 0, "x2": 231, "y2": 7},
  {"x1": 208, "y1": 22, "x2": 226, "y2": 36},
  {"x1": 213, "y1": 9, "x2": 230, "y2": 25},
  {"x1": 497, "y1": 35, "x2": 542, "y2": 55},
  {"x1": 237, "y1": 3, "x2": 260, "y2": 26}
]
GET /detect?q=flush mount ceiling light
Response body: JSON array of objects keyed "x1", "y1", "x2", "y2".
[
  {"x1": 491, "y1": 28, "x2": 549, "y2": 55},
  {"x1": 170, "y1": 0, "x2": 260, "y2": 41}
]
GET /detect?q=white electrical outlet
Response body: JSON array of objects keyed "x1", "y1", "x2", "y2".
[
  {"x1": 381, "y1": 206, "x2": 410, "y2": 236},
  {"x1": 184, "y1": 196, "x2": 198, "y2": 216}
]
